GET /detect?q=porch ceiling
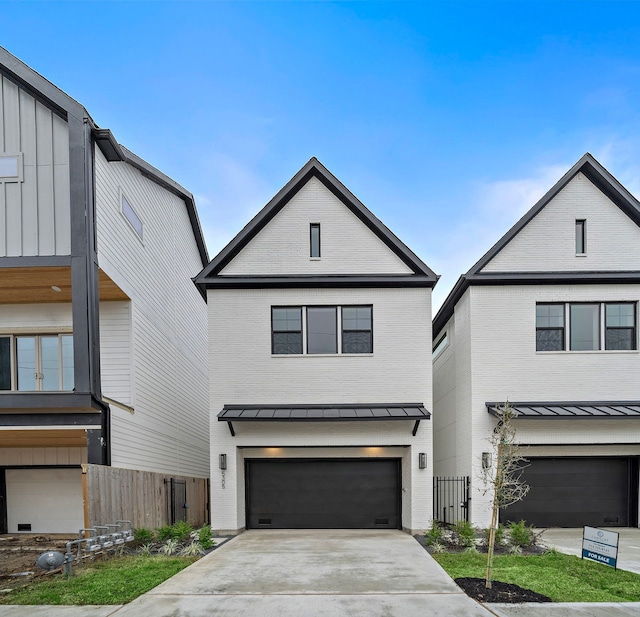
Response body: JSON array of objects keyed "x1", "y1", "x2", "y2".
[
  {"x1": 0, "y1": 428, "x2": 87, "y2": 448},
  {"x1": 0, "y1": 267, "x2": 129, "y2": 303}
]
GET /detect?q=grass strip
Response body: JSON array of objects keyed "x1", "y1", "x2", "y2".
[
  {"x1": 0, "y1": 555, "x2": 197, "y2": 605},
  {"x1": 434, "y1": 550, "x2": 640, "y2": 602}
]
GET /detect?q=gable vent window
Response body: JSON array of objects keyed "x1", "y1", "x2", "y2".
[
  {"x1": 121, "y1": 192, "x2": 143, "y2": 239},
  {"x1": 310, "y1": 223, "x2": 321, "y2": 258},
  {"x1": 575, "y1": 219, "x2": 586, "y2": 255},
  {"x1": 0, "y1": 154, "x2": 23, "y2": 182}
]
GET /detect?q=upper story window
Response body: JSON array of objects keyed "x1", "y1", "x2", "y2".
[
  {"x1": 575, "y1": 219, "x2": 586, "y2": 255},
  {"x1": 0, "y1": 334, "x2": 74, "y2": 391},
  {"x1": 310, "y1": 223, "x2": 321, "y2": 258},
  {"x1": 272, "y1": 305, "x2": 373, "y2": 355},
  {"x1": 432, "y1": 332, "x2": 448, "y2": 360},
  {"x1": 536, "y1": 302, "x2": 636, "y2": 352},
  {"x1": 0, "y1": 154, "x2": 23, "y2": 183},
  {"x1": 121, "y1": 192, "x2": 143, "y2": 240}
]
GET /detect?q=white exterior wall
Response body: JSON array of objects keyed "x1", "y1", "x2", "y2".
[
  {"x1": 467, "y1": 284, "x2": 640, "y2": 526},
  {"x1": 209, "y1": 286, "x2": 432, "y2": 533},
  {"x1": 94, "y1": 148, "x2": 209, "y2": 478},
  {"x1": 0, "y1": 76, "x2": 71, "y2": 257},
  {"x1": 483, "y1": 173, "x2": 640, "y2": 272},
  {"x1": 220, "y1": 178, "x2": 413, "y2": 276}
]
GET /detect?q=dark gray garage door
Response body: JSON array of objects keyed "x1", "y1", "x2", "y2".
[
  {"x1": 501, "y1": 457, "x2": 638, "y2": 528},
  {"x1": 246, "y1": 459, "x2": 400, "y2": 529}
]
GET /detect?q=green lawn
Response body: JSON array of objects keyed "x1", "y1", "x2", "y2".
[
  {"x1": 434, "y1": 551, "x2": 640, "y2": 602},
  {"x1": 0, "y1": 555, "x2": 197, "y2": 605}
]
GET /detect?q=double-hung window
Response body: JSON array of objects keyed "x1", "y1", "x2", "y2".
[
  {"x1": 0, "y1": 334, "x2": 74, "y2": 391},
  {"x1": 272, "y1": 305, "x2": 372, "y2": 355},
  {"x1": 536, "y1": 302, "x2": 636, "y2": 352}
]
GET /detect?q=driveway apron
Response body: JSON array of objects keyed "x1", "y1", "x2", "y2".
[{"x1": 110, "y1": 529, "x2": 493, "y2": 616}]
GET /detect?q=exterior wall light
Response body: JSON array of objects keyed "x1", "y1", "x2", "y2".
[
  {"x1": 219, "y1": 454, "x2": 227, "y2": 470},
  {"x1": 418, "y1": 453, "x2": 427, "y2": 469},
  {"x1": 482, "y1": 452, "x2": 492, "y2": 469}
]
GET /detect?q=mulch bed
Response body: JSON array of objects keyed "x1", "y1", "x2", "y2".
[{"x1": 455, "y1": 577, "x2": 552, "y2": 603}]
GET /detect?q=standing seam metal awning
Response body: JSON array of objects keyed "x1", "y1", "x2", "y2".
[
  {"x1": 218, "y1": 404, "x2": 430, "y2": 436},
  {"x1": 486, "y1": 401, "x2": 640, "y2": 418}
]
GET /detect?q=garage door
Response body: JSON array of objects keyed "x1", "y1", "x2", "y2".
[
  {"x1": 246, "y1": 459, "x2": 400, "y2": 529},
  {"x1": 501, "y1": 457, "x2": 637, "y2": 528}
]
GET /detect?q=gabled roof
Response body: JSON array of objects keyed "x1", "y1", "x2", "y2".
[
  {"x1": 0, "y1": 47, "x2": 209, "y2": 268},
  {"x1": 194, "y1": 157, "x2": 438, "y2": 291},
  {"x1": 433, "y1": 153, "x2": 640, "y2": 337}
]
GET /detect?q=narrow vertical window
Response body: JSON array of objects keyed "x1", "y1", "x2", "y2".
[
  {"x1": 310, "y1": 223, "x2": 321, "y2": 258},
  {"x1": 575, "y1": 219, "x2": 586, "y2": 255},
  {"x1": 121, "y1": 193, "x2": 143, "y2": 239},
  {"x1": 0, "y1": 337, "x2": 11, "y2": 390},
  {"x1": 536, "y1": 304, "x2": 565, "y2": 351}
]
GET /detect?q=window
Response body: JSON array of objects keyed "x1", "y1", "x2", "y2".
[
  {"x1": 272, "y1": 307, "x2": 302, "y2": 354},
  {"x1": 0, "y1": 154, "x2": 22, "y2": 182},
  {"x1": 121, "y1": 192, "x2": 143, "y2": 239},
  {"x1": 310, "y1": 223, "x2": 321, "y2": 258},
  {"x1": 575, "y1": 219, "x2": 586, "y2": 255},
  {"x1": 342, "y1": 306, "x2": 372, "y2": 353},
  {"x1": 432, "y1": 332, "x2": 448, "y2": 359},
  {"x1": 0, "y1": 334, "x2": 74, "y2": 391},
  {"x1": 272, "y1": 305, "x2": 373, "y2": 355},
  {"x1": 606, "y1": 303, "x2": 636, "y2": 350},
  {"x1": 536, "y1": 302, "x2": 637, "y2": 352}
]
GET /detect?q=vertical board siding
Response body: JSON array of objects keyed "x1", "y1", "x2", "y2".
[
  {"x1": 94, "y1": 148, "x2": 209, "y2": 479},
  {"x1": 0, "y1": 75, "x2": 71, "y2": 257},
  {"x1": 84, "y1": 464, "x2": 208, "y2": 529}
]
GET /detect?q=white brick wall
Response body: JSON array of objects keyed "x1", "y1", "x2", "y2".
[
  {"x1": 482, "y1": 173, "x2": 640, "y2": 272},
  {"x1": 208, "y1": 286, "x2": 432, "y2": 532},
  {"x1": 220, "y1": 178, "x2": 413, "y2": 276}
]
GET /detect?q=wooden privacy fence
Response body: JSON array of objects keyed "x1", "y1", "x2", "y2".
[{"x1": 82, "y1": 464, "x2": 209, "y2": 530}]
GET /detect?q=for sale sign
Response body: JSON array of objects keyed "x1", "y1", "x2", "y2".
[{"x1": 582, "y1": 526, "x2": 619, "y2": 569}]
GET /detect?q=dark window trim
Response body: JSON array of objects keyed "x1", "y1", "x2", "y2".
[
  {"x1": 536, "y1": 303, "x2": 566, "y2": 352},
  {"x1": 310, "y1": 223, "x2": 321, "y2": 258},
  {"x1": 575, "y1": 219, "x2": 586, "y2": 255},
  {"x1": 271, "y1": 306, "x2": 302, "y2": 355},
  {"x1": 569, "y1": 302, "x2": 601, "y2": 351},
  {"x1": 605, "y1": 302, "x2": 637, "y2": 351},
  {"x1": 341, "y1": 305, "x2": 373, "y2": 354}
]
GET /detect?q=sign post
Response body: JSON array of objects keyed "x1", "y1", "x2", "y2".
[{"x1": 582, "y1": 526, "x2": 619, "y2": 569}]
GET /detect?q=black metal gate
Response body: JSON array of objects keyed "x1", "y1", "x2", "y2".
[
  {"x1": 433, "y1": 476, "x2": 470, "y2": 525},
  {"x1": 170, "y1": 479, "x2": 188, "y2": 524}
]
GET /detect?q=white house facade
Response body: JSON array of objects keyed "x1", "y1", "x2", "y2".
[
  {"x1": 195, "y1": 159, "x2": 437, "y2": 534},
  {"x1": 0, "y1": 47, "x2": 210, "y2": 533},
  {"x1": 433, "y1": 154, "x2": 640, "y2": 529}
]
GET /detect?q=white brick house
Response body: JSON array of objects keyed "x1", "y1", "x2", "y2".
[
  {"x1": 195, "y1": 158, "x2": 438, "y2": 533},
  {"x1": 0, "y1": 47, "x2": 210, "y2": 533},
  {"x1": 433, "y1": 153, "x2": 640, "y2": 529}
]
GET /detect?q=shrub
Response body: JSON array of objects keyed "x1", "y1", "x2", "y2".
[
  {"x1": 481, "y1": 523, "x2": 505, "y2": 547},
  {"x1": 452, "y1": 520, "x2": 477, "y2": 548},
  {"x1": 179, "y1": 541, "x2": 205, "y2": 557},
  {"x1": 198, "y1": 525, "x2": 214, "y2": 550},
  {"x1": 169, "y1": 521, "x2": 194, "y2": 543},
  {"x1": 424, "y1": 520, "x2": 443, "y2": 546},
  {"x1": 430, "y1": 541, "x2": 446, "y2": 554},
  {"x1": 134, "y1": 527, "x2": 155, "y2": 543},
  {"x1": 156, "y1": 525, "x2": 173, "y2": 542},
  {"x1": 507, "y1": 520, "x2": 535, "y2": 548},
  {"x1": 159, "y1": 538, "x2": 181, "y2": 556}
]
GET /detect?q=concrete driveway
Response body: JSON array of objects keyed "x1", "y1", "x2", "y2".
[{"x1": 110, "y1": 529, "x2": 493, "y2": 616}]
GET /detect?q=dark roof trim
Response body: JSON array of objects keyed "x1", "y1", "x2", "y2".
[
  {"x1": 487, "y1": 401, "x2": 640, "y2": 419},
  {"x1": 194, "y1": 158, "x2": 438, "y2": 291},
  {"x1": 433, "y1": 153, "x2": 640, "y2": 338},
  {"x1": 433, "y1": 270, "x2": 640, "y2": 337},
  {"x1": 205, "y1": 274, "x2": 436, "y2": 290},
  {"x1": 120, "y1": 147, "x2": 209, "y2": 268},
  {"x1": 0, "y1": 413, "x2": 102, "y2": 427},
  {"x1": 218, "y1": 403, "x2": 430, "y2": 421},
  {"x1": 93, "y1": 128, "x2": 126, "y2": 162}
]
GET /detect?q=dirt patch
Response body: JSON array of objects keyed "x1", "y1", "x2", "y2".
[
  {"x1": 0, "y1": 534, "x2": 76, "y2": 589},
  {"x1": 455, "y1": 577, "x2": 552, "y2": 603}
]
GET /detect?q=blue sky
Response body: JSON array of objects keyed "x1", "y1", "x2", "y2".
[{"x1": 3, "y1": 1, "x2": 640, "y2": 309}]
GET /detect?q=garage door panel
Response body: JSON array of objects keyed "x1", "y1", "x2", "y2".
[
  {"x1": 501, "y1": 457, "x2": 631, "y2": 528},
  {"x1": 247, "y1": 459, "x2": 400, "y2": 529}
]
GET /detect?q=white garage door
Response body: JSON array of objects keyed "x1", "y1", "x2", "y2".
[{"x1": 6, "y1": 468, "x2": 84, "y2": 533}]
